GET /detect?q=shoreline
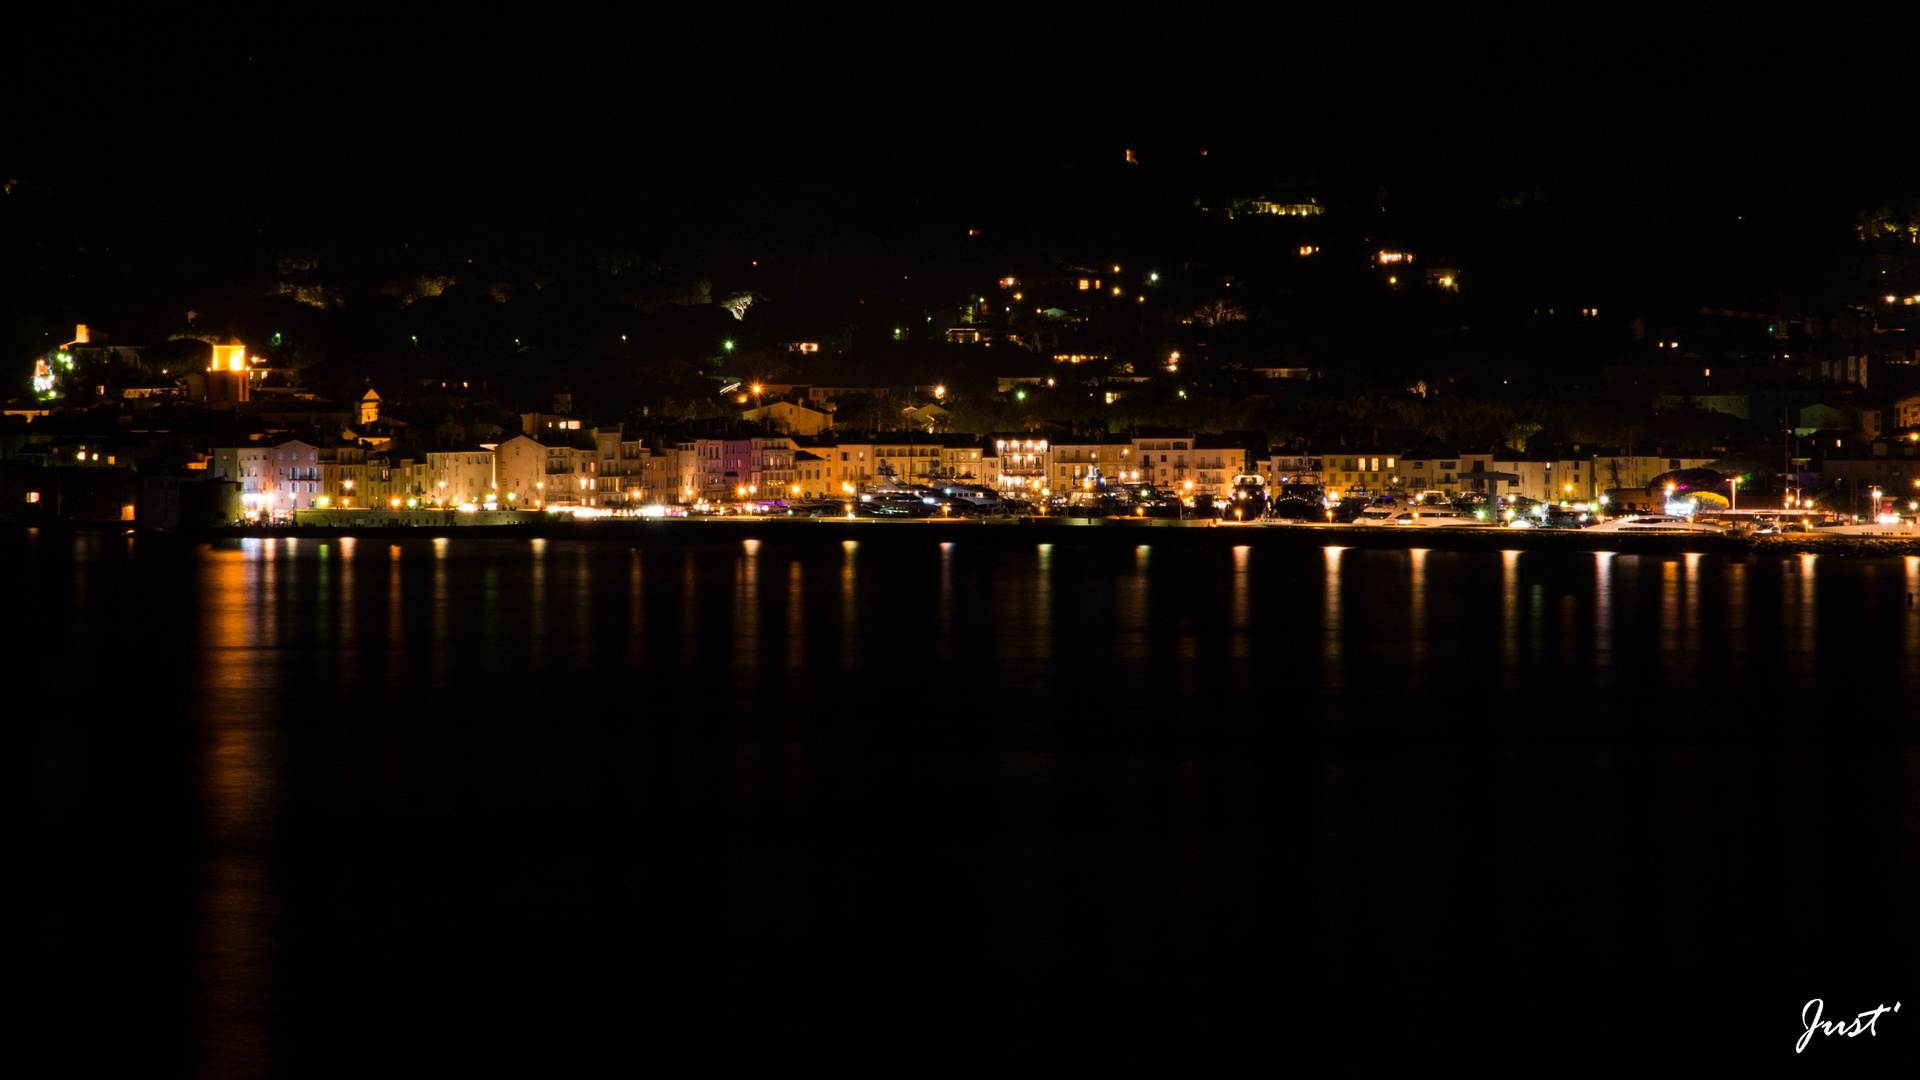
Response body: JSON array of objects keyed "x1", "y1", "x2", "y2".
[{"x1": 17, "y1": 517, "x2": 1906, "y2": 556}]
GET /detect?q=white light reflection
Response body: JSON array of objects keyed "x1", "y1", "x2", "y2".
[
  {"x1": 1231, "y1": 545, "x2": 1250, "y2": 657},
  {"x1": 432, "y1": 537, "x2": 451, "y2": 681},
  {"x1": 1324, "y1": 547, "x2": 1345, "y2": 695},
  {"x1": 939, "y1": 543, "x2": 954, "y2": 663},
  {"x1": 1593, "y1": 551, "x2": 1615, "y2": 668},
  {"x1": 1035, "y1": 543, "x2": 1054, "y2": 656}
]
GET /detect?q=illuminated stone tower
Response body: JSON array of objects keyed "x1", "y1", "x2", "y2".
[{"x1": 206, "y1": 335, "x2": 251, "y2": 404}]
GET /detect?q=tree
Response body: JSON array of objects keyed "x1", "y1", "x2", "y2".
[
  {"x1": 1192, "y1": 299, "x2": 1246, "y2": 327},
  {"x1": 1503, "y1": 421, "x2": 1542, "y2": 452},
  {"x1": 1812, "y1": 488, "x2": 1852, "y2": 514},
  {"x1": 833, "y1": 393, "x2": 890, "y2": 432}
]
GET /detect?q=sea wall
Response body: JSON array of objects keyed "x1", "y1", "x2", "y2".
[{"x1": 165, "y1": 516, "x2": 1920, "y2": 557}]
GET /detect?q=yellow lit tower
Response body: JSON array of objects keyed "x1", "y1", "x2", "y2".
[{"x1": 206, "y1": 335, "x2": 252, "y2": 404}]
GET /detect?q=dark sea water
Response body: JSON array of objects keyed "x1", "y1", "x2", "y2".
[{"x1": 20, "y1": 529, "x2": 1920, "y2": 1072}]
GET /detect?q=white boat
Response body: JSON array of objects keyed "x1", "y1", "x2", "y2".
[
  {"x1": 864, "y1": 463, "x2": 1004, "y2": 510},
  {"x1": 1585, "y1": 514, "x2": 1729, "y2": 534},
  {"x1": 1352, "y1": 492, "x2": 1488, "y2": 527}
]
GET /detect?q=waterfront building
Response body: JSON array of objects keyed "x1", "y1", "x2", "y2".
[
  {"x1": 1192, "y1": 433, "x2": 1269, "y2": 501},
  {"x1": 496, "y1": 432, "x2": 600, "y2": 510},
  {"x1": 1322, "y1": 450, "x2": 1402, "y2": 496},
  {"x1": 740, "y1": 399, "x2": 832, "y2": 437},
  {"x1": 824, "y1": 436, "x2": 878, "y2": 493},
  {"x1": 871, "y1": 437, "x2": 944, "y2": 483},
  {"x1": 424, "y1": 445, "x2": 498, "y2": 506},
  {"x1": 793, "y1": 450, "x2": 831, "y2": 497},
  {"x1": 985, "y1": 433, "x2": 1051, "y2": 495},
  {"x1": 937, "y1": 437, "x2": 989, "y2": 487},
  {"x1": 1130, "y1": 431, "x2": 1196, "y2": 490},
  {"x1": 1049, "y1": 432, "x2": 1134, "y2": 492}
]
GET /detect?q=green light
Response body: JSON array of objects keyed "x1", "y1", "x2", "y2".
[
  {"x1": 1016, "y1": 390, "x2": 1026, "y2": 400},
  {"x1": 1149, "y1": 273, "x2": 1158, "y2": 282},
  {"x1": 724, "y1": 341, "x2": 733, "y2": 351}
]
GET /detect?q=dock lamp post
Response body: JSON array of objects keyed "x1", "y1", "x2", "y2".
[{"x1": 1730, "y1": 476, "x2": 1738, "y2": 512}]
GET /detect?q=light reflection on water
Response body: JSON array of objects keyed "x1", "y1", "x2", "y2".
[
  {"x1": 17, "y1": 533, "x2": 1920, "y2": 1073},
  {"x1": 1910, "y1": 556, "x2": 1920, "y2": 666},
  {"x1": 195, "y1": 546, "x2": 279, "y2": 1079},
  {"x1": 1323, "y1": 547, "x2": 1344, "y2": 697}
]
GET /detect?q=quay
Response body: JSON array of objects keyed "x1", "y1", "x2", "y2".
[{"x1": 165, "y1": 516, "x2": 1920, "y2": 557}]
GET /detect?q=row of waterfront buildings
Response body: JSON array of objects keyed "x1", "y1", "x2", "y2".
[{"x1": 201, "y1": 422, "x2": 1800, "y2": 516}]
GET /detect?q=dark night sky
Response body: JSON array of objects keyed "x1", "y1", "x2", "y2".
[{"x1": 6, "y1": 9, "x2": 1915, "y2": 284}]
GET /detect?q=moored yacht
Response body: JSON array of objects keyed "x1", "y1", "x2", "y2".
[
  {"x1": 1352, "y1": 492, "x2": 1488, "y2": 526},
  {"x1": 1585, "y1": 514, "x2": 1729, "y2": 533}
]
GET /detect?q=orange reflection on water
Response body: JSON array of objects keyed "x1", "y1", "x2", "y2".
[
  {"x1": 1659, "y1": 559, "x2": 1681, "y2": 659},
  {"x1": 194, "y1": 549, "x2": 281, "y2": 1079},
  {"x1": 1799, "y1": 554, "x2": 1817, "y2": 655},
  {"x1": 1907, "y1": 557, "x2": 1918, "y2": 659}
]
